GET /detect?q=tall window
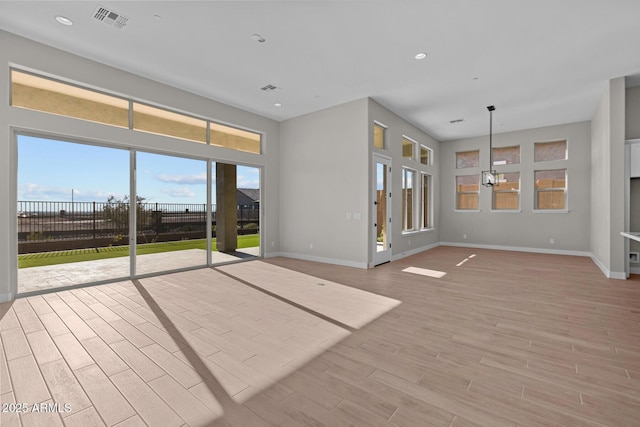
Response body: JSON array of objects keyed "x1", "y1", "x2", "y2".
[
  {"x1": 373, "y1": 123, "x2": 386, "y2": 149},
  {"x1": 456, "y1": 150, "x2": 480, "y2": 169},
  {"x1": 402, "y1": 137, "x2": 416, "y2": 160},
  {"x1": 421, "y1": 173, "x2": 431, "y2": 228},
  {"x1": 535, "y1": 169, "x2": 566, "y2": 210},
  {"x1": 493, "y1": 172, "x2": 520, "y2": 210},
  {"x1": 456, "y1": 175, "x2": 479, "y2": 210},
  {"x1": 535, "y1": 140, "x2": 567, "y2": 162},
  {"x1": 402, "y1": 168, "x2": 415, "y2": 231}
]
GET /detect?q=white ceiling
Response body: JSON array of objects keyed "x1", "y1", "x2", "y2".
[{"x1": 1, "y1": 0, "x2": 640, "y2": 141}]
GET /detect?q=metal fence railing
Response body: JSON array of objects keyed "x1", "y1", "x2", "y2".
[{"x1": 18, "y1": 201, "x2": 259, "y2": 243}]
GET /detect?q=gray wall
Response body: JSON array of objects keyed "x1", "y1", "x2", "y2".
[
  {"x1": 440, "y1": 121, "x2": 591, "y2": 253},
  {"x1": 590, "y1": 77, "x2": 626, "y2": 278},
  {"x1": 368, "y1": 99, "x2": 440, "y2": 260},
  {"x1": 278, "y1": 99, "x2": 370, "y2": 267},
  {"x1": 627, "y1": 86, "x2": 640, "y2": 140},
  {"x1": 0, "y1": 31, "x2": 280, "y2": 302}
]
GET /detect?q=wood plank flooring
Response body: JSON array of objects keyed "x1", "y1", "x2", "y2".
[{"x1": 2, "y1": 246, "x2": 640, "y2": 426}]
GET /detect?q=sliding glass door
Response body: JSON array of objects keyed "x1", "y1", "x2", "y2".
[
  {"x1": 134, "y1": 151, "x2": 208, "y2": 275},
  {"x1": 17, "y1": 135, "x2": 131, "y2": 293}
]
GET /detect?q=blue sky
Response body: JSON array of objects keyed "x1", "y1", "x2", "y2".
[{"x1": 17, "y1": 135, "x2": 259, "y2": 205}]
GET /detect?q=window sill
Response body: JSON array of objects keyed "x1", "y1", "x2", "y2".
[
  {"x1": 490, "y1": 209, "x2": 522, "y2": 213},
  {"x1": 454, "y1": 209, "x2": 481, "y2": 213},
  {"x1": 533, "y1": 209, "x2": 570, "y2": 214},
  {"x1": 402, "y1": 228, "x2": 434, "y2": 235}
]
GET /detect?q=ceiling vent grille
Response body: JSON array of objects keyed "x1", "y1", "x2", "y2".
[
  {"x1": 93, "y1": 5, "x2": 130, "y2": 29},
  {"x1": 449, "y1": 118, "x2": 464, "y2": 124},
  {"x1": 261, "y1": 84, "x2": 277, "y2": 92}
]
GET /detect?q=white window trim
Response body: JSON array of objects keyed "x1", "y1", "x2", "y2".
[
  {"x1": 420, "y1": 172, "x2": 432, "y2": 230},
  {"x1": 402, "y1": 167, "x2": 417, "y2": 232}
]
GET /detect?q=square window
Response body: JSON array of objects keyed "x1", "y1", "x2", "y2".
[
  {"x1": 492, "y1": 172, "x2": 520, "y2": 210},
  {"x1": 493, "y1": 145, "x2": 520, "y2": 165},
  {"x1": 534, "y1": 140, "x2": 567, "y2": 162},
  {"x1": 402, "y1": 137, "x2": 415, "y2": 160},
  {"x1": 420, "y1": 145, "x2": 431, "y2": 166},
  {"x1": 456, "y1": 150, "x2": 480, "y2": 169},
  {"x1": 373, "y1": 123, "x2": 385, "y2": 149},
  {"x1": 535, "y1": 169, "x2": 566, "y2": 209},
  {"x1": 456, "y1": 175, "x2": 479, "y2": 210}
]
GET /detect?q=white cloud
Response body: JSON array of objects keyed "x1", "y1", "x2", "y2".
[
  {"x1": 156, "y1": 173, "x2": 206, "y2": 185},
  {"x1": 161, "y1": 187, "x2": 195, "y2": 198}
]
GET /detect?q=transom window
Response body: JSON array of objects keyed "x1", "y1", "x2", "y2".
[
  {"x1": 493, "y1": 145, "x2": 520, "y2": 165},
  {"x1": 402, "y1": 137, "x2": 416, "y2": 160},
  {"x1": 534, "y1": 140, "x2": 567, "y2": 162},
  {"x1": 10, "y1": 69, "x2": 262, "y2": 154},
  {"x1": 456, "y1": 150, "x2": 480, "y2": 169},
  {"x1": 420, "y1": 145, "x2": 432, "y2": 166},
  {"x1": 373, "y1": 123, "x2": 386, "y2": 149}
]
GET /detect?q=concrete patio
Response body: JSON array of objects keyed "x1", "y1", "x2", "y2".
[{"x1": 18, "y1": 247, "x2": 260, "y2": 295}]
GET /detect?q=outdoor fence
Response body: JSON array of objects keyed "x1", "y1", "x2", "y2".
[{"x1": 17, "y1": 200, "x2": 259, "y2": 252}]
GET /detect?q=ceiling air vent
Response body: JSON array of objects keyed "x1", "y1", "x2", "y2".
[
  {"x1": 261, "y1": 84, "x2": 278, "y2": 92},
  {"x1": 93, "y1": 5, "x2": 130, "y2": 29},
  {"x1": 449, "y1": 118, "x2": 464, "y2": 124}
]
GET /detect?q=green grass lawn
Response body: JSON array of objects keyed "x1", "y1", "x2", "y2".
[{"x1": 18, "y1": 235, "x2": 260, "y2": 269}]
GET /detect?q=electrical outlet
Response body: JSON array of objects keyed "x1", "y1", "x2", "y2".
[
  {"x1": 463, "y1": 234, "x2": 467, "y2": 239},
  {"x1": 549, "y1": 238, "x2": 555, "y2": 244},
  {"x1": 309, "y1": 243, "x2": 313, "y2": 249}
]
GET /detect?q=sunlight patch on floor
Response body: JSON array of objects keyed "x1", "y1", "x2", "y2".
[{"x1": 402, "y1": 266, "x2": 447, "y2": 278}]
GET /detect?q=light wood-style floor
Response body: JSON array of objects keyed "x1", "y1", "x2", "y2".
[{"x1": 2, "y1": 246, "x2": 640, "y2": 426}]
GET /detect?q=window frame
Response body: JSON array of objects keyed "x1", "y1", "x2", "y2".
[
  {"x1": 534, "y1": 139, "x2": 568, "y2": 162},
  {"x1": 455, "y1": 174, "x2": 480, "y2": 211},
  {"x1": 534, "y1": 168, "x2": 568, "y2": 211},
  {"x1": 492, "y1": 145, "x2": 520, "y2": 166},
  {"x1": 421, "y1": 172, "x2": 432, "y2": 229},
  {"x1": 373, "y1": 121, "x2": 387, "y2": 150},
  {"x1": 420, "y1": 145, "x2": 432, "y2": 166},
  {"x1": 491, "y1": 172, "x2": 521, "y2": 211},
  {"x1": 402, "y1": 136, "x2": 417, "y2": 161},
  {"x1": 456, "y1": 149, "x2": 480, "y2": 169},
  {"x1": 402, "y1": 167, "x2": 416, "y2": 232}
]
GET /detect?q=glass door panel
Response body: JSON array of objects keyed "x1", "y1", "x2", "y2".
[
  {"x1": 135, "y1": 151, "x2": 207, "y2": 275},
  {"x1": 372, "y1": 155, "x2": 391, "y2": 266},
  {"x1": 17, "y1": 135, "x2": 130, "y2": 293}
]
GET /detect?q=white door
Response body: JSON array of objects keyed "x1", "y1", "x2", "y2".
[{"x1": 372, "y1": 155, "x2": 392, "y2": 266}]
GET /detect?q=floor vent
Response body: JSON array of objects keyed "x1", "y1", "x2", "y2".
[{"x1": 93, "y1": 5, "x2": 130, "y2": 30}]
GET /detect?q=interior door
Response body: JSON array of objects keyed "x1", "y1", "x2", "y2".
[{"x1": 372, "y1": 154, "x2": 392, "y2": 266}]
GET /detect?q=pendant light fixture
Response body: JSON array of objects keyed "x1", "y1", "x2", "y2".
[{"x1": 482, "y1": 105, "x2": 497, "y2": 187}]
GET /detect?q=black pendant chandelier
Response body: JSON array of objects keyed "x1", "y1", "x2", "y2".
[{"x1": 482, "y1": 105, "x2": 497, "y2": 187}]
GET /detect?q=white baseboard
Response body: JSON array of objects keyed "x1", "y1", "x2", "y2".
[
  {"x1": 441, "y1": 242, "x2": 591, "y2": 257},
  {"x1": 0, "y1": 292, "x2": 14, "y2": 303},
  {"x1": 391, "y1": 242, "x2": 441, "y2": 262},
  {"x1": 590, "y1": 254, "x2": 626, "y2": 279},
  {"x1": 268, "y1": 252, "x2": 368, "y2": 269},
  {"x1": 630, "y1": 266, "x2": 640, "y2": 275}
]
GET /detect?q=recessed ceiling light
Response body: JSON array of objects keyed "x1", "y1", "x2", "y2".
[
  {"x1": 414, "y1": 52, "x2": 427, "y2": 60},
  {"x1": 274, "y1": 103, "x2": 282, "y2": 107},
  {"x1": 55, "y1": 16, "x2": 73, "y2": 26}
]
